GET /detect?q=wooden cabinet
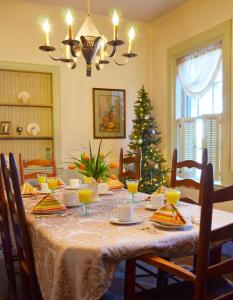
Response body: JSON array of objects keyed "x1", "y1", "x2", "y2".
[{"x1": 0, "y1": 69, "x2": 54, "y2": 160}]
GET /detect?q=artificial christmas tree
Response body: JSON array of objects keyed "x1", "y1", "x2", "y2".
[{"x1": 128, "y1": 85, "x2": 168, "y2": 194}]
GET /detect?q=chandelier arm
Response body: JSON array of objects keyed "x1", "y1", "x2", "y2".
[
  {"x1": 114, "y1": 57, "x2": 129, "y2": 66},
  {"x1": 49, "y1": 54, "x2": 64, "y2": 61},
  {"x1": 105, "y1": 45, "x2": 117, "y2": 58},
  {"x1": 95, "y1": 61, "x2": 104, "y2": 71}
]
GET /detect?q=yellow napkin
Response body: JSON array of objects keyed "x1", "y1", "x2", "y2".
[
  {"x1": 21, "y1": 183, "x2": 38, "y2": 195},
  {"x1": 33, "y1": 194, "x2": 67, "y2": 214},
  {"x1": 150, "y1": 204, "x2": 186, "y2": 226}
]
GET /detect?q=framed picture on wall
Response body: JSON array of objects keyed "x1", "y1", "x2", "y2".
[{"x1": 93, "y1": 88, "x2": 126, "y2": 139}]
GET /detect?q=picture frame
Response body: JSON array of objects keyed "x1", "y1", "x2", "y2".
[
  {"x1": 0, "y1": 121, "x2": 11, "y2": 135},
  {"x1": 93, "y1": 88, "x2": 126, "y2": 139}
]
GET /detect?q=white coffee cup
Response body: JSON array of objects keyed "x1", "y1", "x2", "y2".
[
  {"x1": 151, "y1": 194, "x2": 164, "y2": 209},
  {"x1": 40, "y1": 183, "x2": 50, "y2": 193},
  {"x1": 69, "y1": 179, "x2": 81, "y2": 189},
  {"x1": 98, "y1": 183, "x2": 109, "y2": 194},
  {"x1": 63, "y1": 191, "x2": 79, "y2": 206},
  {"x1": 113, "y1": 204, "x2": 135, "y2": 222}
]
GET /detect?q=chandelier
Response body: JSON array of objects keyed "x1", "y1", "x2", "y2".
[{"x1": 39, "y1": 0, "x2": 137, "y2": 76}]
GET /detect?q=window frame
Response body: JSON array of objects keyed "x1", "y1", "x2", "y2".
[{"x1": 167, "y1": 20, "x2": 232, "y2": 184}]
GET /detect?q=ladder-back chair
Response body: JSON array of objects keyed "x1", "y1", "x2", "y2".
[{"x1": 119, "y1": 148, "x2": 141, "y2": 182}]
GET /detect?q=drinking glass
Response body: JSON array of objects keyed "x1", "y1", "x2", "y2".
[
  {"x1": 166, "y1": 189, "x2": 180, "y2": 205},
  {"x1": 126, "y1": 180, "x2": 139, "y2": 203},
  {"x1": 79, "y1": 188, "x2": 93, "y2": 216},
  {"x1": 47, "y1": 177, "x2": 58, "y2": 193},
  {"x1": 37, "y1": 173, "x2": 47, "y2": 185}
]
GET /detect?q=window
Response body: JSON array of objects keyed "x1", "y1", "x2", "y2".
[{"x1": 176, "y1": 42, "x2": 222, "y2": 180}]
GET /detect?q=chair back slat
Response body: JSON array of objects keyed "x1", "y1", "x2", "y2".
[
  {"x1": 171, "y1": 148, "x2": 208, "y2": 203},
  {"x1": 118, "y1": 148, "x2": 141, "y2": 182},
  {"x1": 176, "y1": 160, "x2": 204, "y2": 169},
  {"x1": 19, "y1": 153, "x2": 57, "y2": 184},
  {"x1": 1, "y1": 153, "x2": 40, "y2": 299},
  {"x1": 214, "y1": 185, "x2": 233, "y2": 203},
  {"x1": 210, "y1": 223, "x2": 233, "y2": 243},
  {"x1": 207, "y1": 258, "x2": 233, "y2": 278},
  {"x1": 0, "y1": 167, "x2": 17, "y2": 293}
]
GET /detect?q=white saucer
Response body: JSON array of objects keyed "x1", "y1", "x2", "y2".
[
  {"x1": 99, "y1": 191, "x2": 114, "y2": 196},
  {"x1": 65, "y1": 186, "x2": 80, "y2": 190},
  {"x1": 109, "y1": 216, "x2": 142, "y2": 225},
  {"x1": 144, "y1": 204, "x2": 159, "y2": 211}
]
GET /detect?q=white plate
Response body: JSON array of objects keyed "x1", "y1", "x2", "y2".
[
  {"x1": 110, "y1": 216, "x2": 142, "y2": 225},
  {"x1": 152, "y1": 221, "x2": 192, "y2": 230},
  {"x1": 27, "y1": 123, "x2": 40, "y2": 136},
  {"x1": 99, "y1": 191, "x2": 114, "y2": 196},
  {"x1": 39, "y1": 190, "x2": 51, "y2": 194},
  {"x1": 18, "y1": 90, "x2": 31, "y2": 104},
  {"x1": 144, "y1": 204, "x2": 159, "y2": 211}
]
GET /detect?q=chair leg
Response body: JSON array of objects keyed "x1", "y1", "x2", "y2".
[
  {"x1": 124, "y1": 259, "x2": 136, "y2": 300},
  {"x1": 209, "y1": 245, "x2": 222, "y2": 265},
  {"x1": 157, "y1": 269, "x2": 169, "y2": 287}
]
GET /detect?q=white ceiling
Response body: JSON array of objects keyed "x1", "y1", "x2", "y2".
[{"x1": 25, "y1": 0, "x2": 190, "y2": 22}]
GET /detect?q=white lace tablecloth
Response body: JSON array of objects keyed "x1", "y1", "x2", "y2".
[{"x1": 24, "y1": 190, "x2": 233, "y2": 300}]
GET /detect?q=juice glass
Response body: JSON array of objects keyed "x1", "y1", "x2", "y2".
[
  {"x1": 37, "y1": 173, "x2": 47, "y2": 184},
  {"x1": 47, "y1": 177, "x2": 58, "y2": 193},
  {"x1": 83, "y1": 176, "x2": 91, "y2": 184},
  {"x1": 79, "y1": 188, "x2": 93, "y2": 216},
  {"x1": 126, "y1": 180, "x2": 139, "y2": 203},
  {"x1": 166, "y1": 189, "x2": 180, "y2": 205}
]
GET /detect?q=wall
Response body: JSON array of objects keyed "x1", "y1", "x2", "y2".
[
  {"x1": 151, "y1": 0, "x2": 233, "y2": 167},
  {"x1": 0, "y1": 0, "x2": 152, "y2": 166}
]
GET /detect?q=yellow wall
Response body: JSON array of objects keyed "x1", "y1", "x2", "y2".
[
  {"x1": 151, "y1": 0, "x2": 233, "y2": 164},
  {"x1": 0, "y1": 0, "x2": 152, "y2": 164}
]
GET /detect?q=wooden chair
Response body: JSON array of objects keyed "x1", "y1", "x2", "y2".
[
  {"x1": 19, "y1": 153, "x2": 57, "y2": 184},
  {"x1": 170, "y1": 148, "x2": 208, "y2": 204},
  {"x1": 0, "y1": 167, "x2": 18, "y2": 298},
  {"x1": 125, "y1": 163, "x2": 233, "y2": 300},
  {"x1": 119, "y1": 148, "x2": 141, "y2": 182},
  {"x1": 1, "y1": 153, "x2": 41, "y2": 300}
]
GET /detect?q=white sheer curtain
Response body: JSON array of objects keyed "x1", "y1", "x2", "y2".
[{"x1": 177, "y1": 42, "x2": 222, "y2": 97}]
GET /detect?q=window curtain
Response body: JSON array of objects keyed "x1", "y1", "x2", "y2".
[{"x1": 177, "y1": 41, "x2": 222, "y2": 97}]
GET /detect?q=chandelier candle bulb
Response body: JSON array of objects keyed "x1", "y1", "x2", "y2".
[
  {"x1": 66, "y1": 10, "x2": 73, "y2": 39},
  {"x1": 128, "y1": 27, "x2": 135, "y2": 53},
  {"x1": 42, "y1": 20, "x2": 50, "y2": 46},
  {"x1": 112, "y1": 11, "x2": 119, "y2": 40}
]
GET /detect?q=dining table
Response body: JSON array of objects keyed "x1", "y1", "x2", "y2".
[{"x1": 23, "y1": 189, "x2": 233, "y2": 300}]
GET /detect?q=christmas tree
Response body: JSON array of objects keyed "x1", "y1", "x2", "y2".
[{"x1": 128, "y1": 85, "x2": 168, "y2": 194}]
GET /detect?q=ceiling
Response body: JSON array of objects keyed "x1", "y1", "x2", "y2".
[{"x1": 25, "y1": 0, "x2": 190, "y2": 22}]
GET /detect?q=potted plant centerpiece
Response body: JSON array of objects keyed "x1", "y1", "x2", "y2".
[{"x1": 68, "y1": 140, "x2": 116, "y2": 201}]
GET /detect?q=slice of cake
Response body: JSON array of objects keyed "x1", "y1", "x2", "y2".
[
  {"x1": 21, "y1": 183, "x2": 38, "y2": 195},
  {"x1": 150, "y1": 204, "x2": 186, "y2": 226},
  {"x1": 33, "y1": 194, "x2": 67, "y2": 214}
]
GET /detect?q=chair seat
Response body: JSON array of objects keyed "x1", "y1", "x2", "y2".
[{"x1": 134, "y1": 278, "x2": 233, "y2": 300}]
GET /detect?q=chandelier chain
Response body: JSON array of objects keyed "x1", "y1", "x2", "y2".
[{"x1": 87, "y1": 0, "x2": 91, "y2": 16}]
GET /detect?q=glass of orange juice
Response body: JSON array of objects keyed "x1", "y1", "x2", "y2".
[
  {"x1": 126, "y1": 180, "x2": 139, "y2": 203},
  {"x1": 166, "y1": 189, "x2": 180, "y2": 206},
  {"x1": 79, "y1": 188, "x2": 93, "y2": 216},
  {"x1": 47, "y1": 177, "x2": 58, "y2": 193},
  {"x1": 37, "y1": 173, "x2": 47, "y2": 185}
]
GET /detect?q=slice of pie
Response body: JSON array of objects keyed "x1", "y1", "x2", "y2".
[
  {"x1": 150, "y1": 204, "x2": 186, "y2": 226},
  {"x1": 21, "y1": 183, "x2": 38, "y2": 195}
]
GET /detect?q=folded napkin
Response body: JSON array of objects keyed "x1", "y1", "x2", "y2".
[
  {"x1": 21, "y1": 182, "x2": 38, "y2": 195},
  {"x1": 107, "y1": 179, "x2": 124, "y2": 190},
  {"x1": 32, "y1": 194, "x2": 67, "y2": 214},
  {"x1": 150, "y1": 204, "x2": 186, "y2": 226},
  {"x1": 57, "y1": 178, "x2": 65, "y2": 186}
]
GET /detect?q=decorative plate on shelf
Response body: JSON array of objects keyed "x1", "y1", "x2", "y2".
[
  {"x1": 18, "y1": 91, "x2": 31, "y2": 104},
  {"x1": 27, "y1": 123, "x2": 40, "y2": 136}
]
